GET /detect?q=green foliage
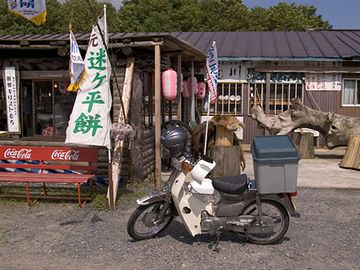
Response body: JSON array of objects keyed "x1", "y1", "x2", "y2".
[{"x1": 0, "y1": 0, "x2": 331, "y2": 34}]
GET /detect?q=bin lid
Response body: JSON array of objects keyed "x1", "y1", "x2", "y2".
[{"x1": 252, "y1": 135, "x2": 300, "y2": 161}]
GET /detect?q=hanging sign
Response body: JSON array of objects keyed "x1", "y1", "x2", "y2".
[
  {"x1": 3, "y1": 67, "x2": 20, "y2": 133},
  {"x1": 305, "y1": 73, "x2": 341, "y2": 91},
  {"x1": 7, "y1": 0, "x2": 47, "y2": 26}
]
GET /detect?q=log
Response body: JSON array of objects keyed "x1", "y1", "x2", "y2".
[
  {"x1": 298, "y1": 132, "x2": 315, "y2": 159},
  {"x1": 215, "y1": 125, "x2": 234, "y2": 146},
  {"x1": 340, "y1": 135, "x2": 360, "y2": 170},
  {"x1": 251, "y1": 98, "x2": 360, "y2": 149},
  {"x1": 210, "y1": 145, "x2": 242, "y2": 177}
]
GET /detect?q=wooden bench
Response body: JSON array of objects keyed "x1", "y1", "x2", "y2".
[{"x1": 0, "y1": 145, "x2": 99, "y2": 207}]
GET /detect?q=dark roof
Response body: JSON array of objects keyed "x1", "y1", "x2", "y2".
[
  {"x1": 1, "y1": 30, "x2": 360, "y2": 60},
  {"x1": 0, "y1": 32, "x2": 206, "y2": 61},
  {"x1": 171, "y1": 30, "x2": 360, "y2": 60}
]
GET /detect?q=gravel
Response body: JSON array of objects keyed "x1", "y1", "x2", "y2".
[{"x1": 0, "y1": 188, "x2": 360, "y2": 270}]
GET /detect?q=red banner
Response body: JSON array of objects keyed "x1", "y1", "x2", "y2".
[{"x1": 0, "y1": 146, "x2": 98, "y2": 162}]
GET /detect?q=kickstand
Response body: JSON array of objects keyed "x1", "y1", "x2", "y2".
[{"x1": 208, "y1": 230, "x2": 221, "y2": 252}]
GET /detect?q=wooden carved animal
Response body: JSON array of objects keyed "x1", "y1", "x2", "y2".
[
  {"x1": 251, "y1": 98, "x2": 360, "y2": 149},
  {"x1": 191, "y1": 115, "x2": 246, "y2": 170}
]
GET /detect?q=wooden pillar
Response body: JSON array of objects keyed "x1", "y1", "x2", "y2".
[
  {"x1": 190, "y1": 60, "x2": 195, "y2": 122},
  {"x1": 154, "y1": 45, "x2": 162, "y2": 190},
  {"x1": 265, "y1": 72, "x2": 271, "y2": 115},
  {"x1": 264, "y1": 72, "x2": 271, "y2": 135},
  {"x1": 176, "y1": 54, "x2": 182, "y2": 121}
]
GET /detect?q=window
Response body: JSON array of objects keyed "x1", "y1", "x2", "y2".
[
  {"x1": 342, "y1": 79, "x2": 360, "y2": 106},
  {"x1": 248, "y1": 82, "x2": 304, "y2": 115},
  {"x1": 200, "y1": 82, "x2": 244, "y2": 115},
  {"x1": 22, "y1": 80, "x2": 76, "y2": 138}
]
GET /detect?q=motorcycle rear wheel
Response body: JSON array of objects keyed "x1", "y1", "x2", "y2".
[
  {"x1": 127, "y1": 201, "x2": 174, "y2": 240},
  {"x1": 235, "y1": 199, "x2": 290, "y2": 245}
]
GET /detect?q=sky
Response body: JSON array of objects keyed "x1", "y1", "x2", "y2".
[
  {"x1": 105, "y1": 0, "x2": 359, "y2": 30},
  {"x1": 243, "y1": 0, "x2": 359, "y2": 29}
]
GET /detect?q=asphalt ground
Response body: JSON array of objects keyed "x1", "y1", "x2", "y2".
[{"x1": 0, "y1": 146, "x2": 359, "y2": 270}]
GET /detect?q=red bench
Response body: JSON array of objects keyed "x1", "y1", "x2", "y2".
[{"x1": 0, "y1": 145, "x2": 99, "y2": 207}]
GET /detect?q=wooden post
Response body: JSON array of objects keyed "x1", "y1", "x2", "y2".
[
  {"x1": 190, "y1": 60, "x2": 195, "y2": 122},
  {"x1": 298, "y1": 132, "x2": 315, "y2": 159},
  {"x1": 154, "y1": 45, "x2": 162, "y2": 190},
  {"x1": 176, "y1": 54, "x2": 182, "y2": 121},
  {"x1": 111, "y1": 57, "x2": 135, "y2": 208},
  {"x1": 340, "y1": 134, "x2": 360, "y2": 170},
  {"x1": 211, "y1": 125, "x2": 241, "y2": 177},
  {"x1": 211, "y1": 145, "x2": 242, "y2": 177}
]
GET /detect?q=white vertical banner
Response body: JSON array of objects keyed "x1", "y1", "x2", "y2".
[
  {"x1": 3, "y1": 67, "x2": 20, "y2": 133},
  {"x1": 67, "y1": 31, "x2": 85, "y2": 92},
  {"x1": 206, "y1": 41, "x2": 219, "y2": 103},
  {"x1": 65, "y1": 9, "x2": 112, "y2": 149},
  {"x1": 204, "y1": 41, "x2": 219, "y2": 155}
]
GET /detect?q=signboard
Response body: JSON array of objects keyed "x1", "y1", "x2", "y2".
[
  {"x1": 7, "y1": 0, "x2": 47, "y2": 26},
  {"x1": 219, "y1": 62, "x2": 241, "y2": 81},
  {"x1": 0, "y1": 146, "x2": 97, "y2": 162},
  {"x1": 3, "y1": 67, "x2": 20, "y2": 133},
  {"x1": 305, "y1": 73, "x2": 341, "y2": 91}
]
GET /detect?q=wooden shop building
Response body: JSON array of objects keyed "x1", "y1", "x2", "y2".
[{"x1": 1, "y1": 30, "x2": 360, "y2": 181}]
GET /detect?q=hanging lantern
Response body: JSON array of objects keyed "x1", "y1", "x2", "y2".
[
  {"x1": 186, "y1": 76, "x2": 198, "y2": 95},
  {"x1": 197, "y1": 82, "x2": 206, "y2": 99},
  {"x1": 161, "y1": 68, "x2": 177, "y2": 100},
  {"x1": 182, "y1": 80, "x2": 190, "y2": 97}
]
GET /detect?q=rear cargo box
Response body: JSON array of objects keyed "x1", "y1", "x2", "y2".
[{"x1": 252, "y1": 135, "x2": 300, "y2": 194}]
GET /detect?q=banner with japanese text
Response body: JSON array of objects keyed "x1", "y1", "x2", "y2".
[
  {"x1": 8, "y1": 0, "x2": 46, "y2": 26},
  {"x1": 67, "y1": 31, "x2": 85, "y2": 92},
  {"x1": 3, "y1": 67, "x2": 20, "y2": 133},
  {"x1": 65, "y1": 13, "x2": 112, "y2": 149},
  {"x1": 206, "y1": 41, "x2": 219, "y2": 103}
]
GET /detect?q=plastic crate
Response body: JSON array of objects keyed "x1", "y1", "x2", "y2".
[{"x1": 251, "y1": 135, "x2": 300, "y2": 194}]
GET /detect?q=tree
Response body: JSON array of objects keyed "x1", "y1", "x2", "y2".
[
  {"x1": 265, "y1": 3, "x2": 331, "y2": 31},
  {"x1": 0, "y1": 0, "x2": 118, "y2": 34},
  {"x1": 0, "y1": 0, "x2": 64, "y2": 34},
  {"x1": 0, "y1": 0, "x2": 331, "y2": 34}
]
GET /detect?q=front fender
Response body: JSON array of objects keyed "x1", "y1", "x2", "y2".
[{"x1": 136, "y1": 190, "x2": 168, "y2": 206}]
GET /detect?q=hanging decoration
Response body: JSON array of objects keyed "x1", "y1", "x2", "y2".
[
  {"x1": 161, "y1": 68, "x2": 177, "y2": 100},
  {"x1": 197, "y1": 82, "x2": 207, "y2": 99},
  {"x1": 186, "y1": 76, "x2": 198, "y2": 95}
]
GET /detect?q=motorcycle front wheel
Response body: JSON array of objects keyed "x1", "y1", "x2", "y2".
[
  {"x1": 127, "y1": 201, "x2": 174, "y2": 240},
  {"x1": 236, "y1": 199, "x2": 290, "y2": 245}
]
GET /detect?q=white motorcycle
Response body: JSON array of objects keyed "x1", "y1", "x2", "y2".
[{"x1": 127, "y1": 125, "x2": 299, "y2": 249}]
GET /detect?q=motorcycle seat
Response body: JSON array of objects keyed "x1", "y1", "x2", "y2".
[{"x1": 212, "y1": 174, "x2": 248, "y2": 195}]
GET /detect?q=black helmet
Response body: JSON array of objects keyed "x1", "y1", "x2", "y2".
[{"x1": 161, "y1": 126, "x2": 188, "y2": 157}]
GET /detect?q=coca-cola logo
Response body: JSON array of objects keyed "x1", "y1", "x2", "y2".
[
  {"x1": 51, "y1": 149, "x2": 80, "y2": 161},
  {"x1": 4, "y1": 148, "x2": 32, "y2": 159}
]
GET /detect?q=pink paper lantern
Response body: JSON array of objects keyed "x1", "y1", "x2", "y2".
[
  {"x1": 197, "y1": 82, "x2": 206, "y2": 99},
  {"x1": 186, "y1": 77, "x2": 198, "y2": 95},
  {"x1": 161, "y1": 68, "x2": 177, "y2": 100}
]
